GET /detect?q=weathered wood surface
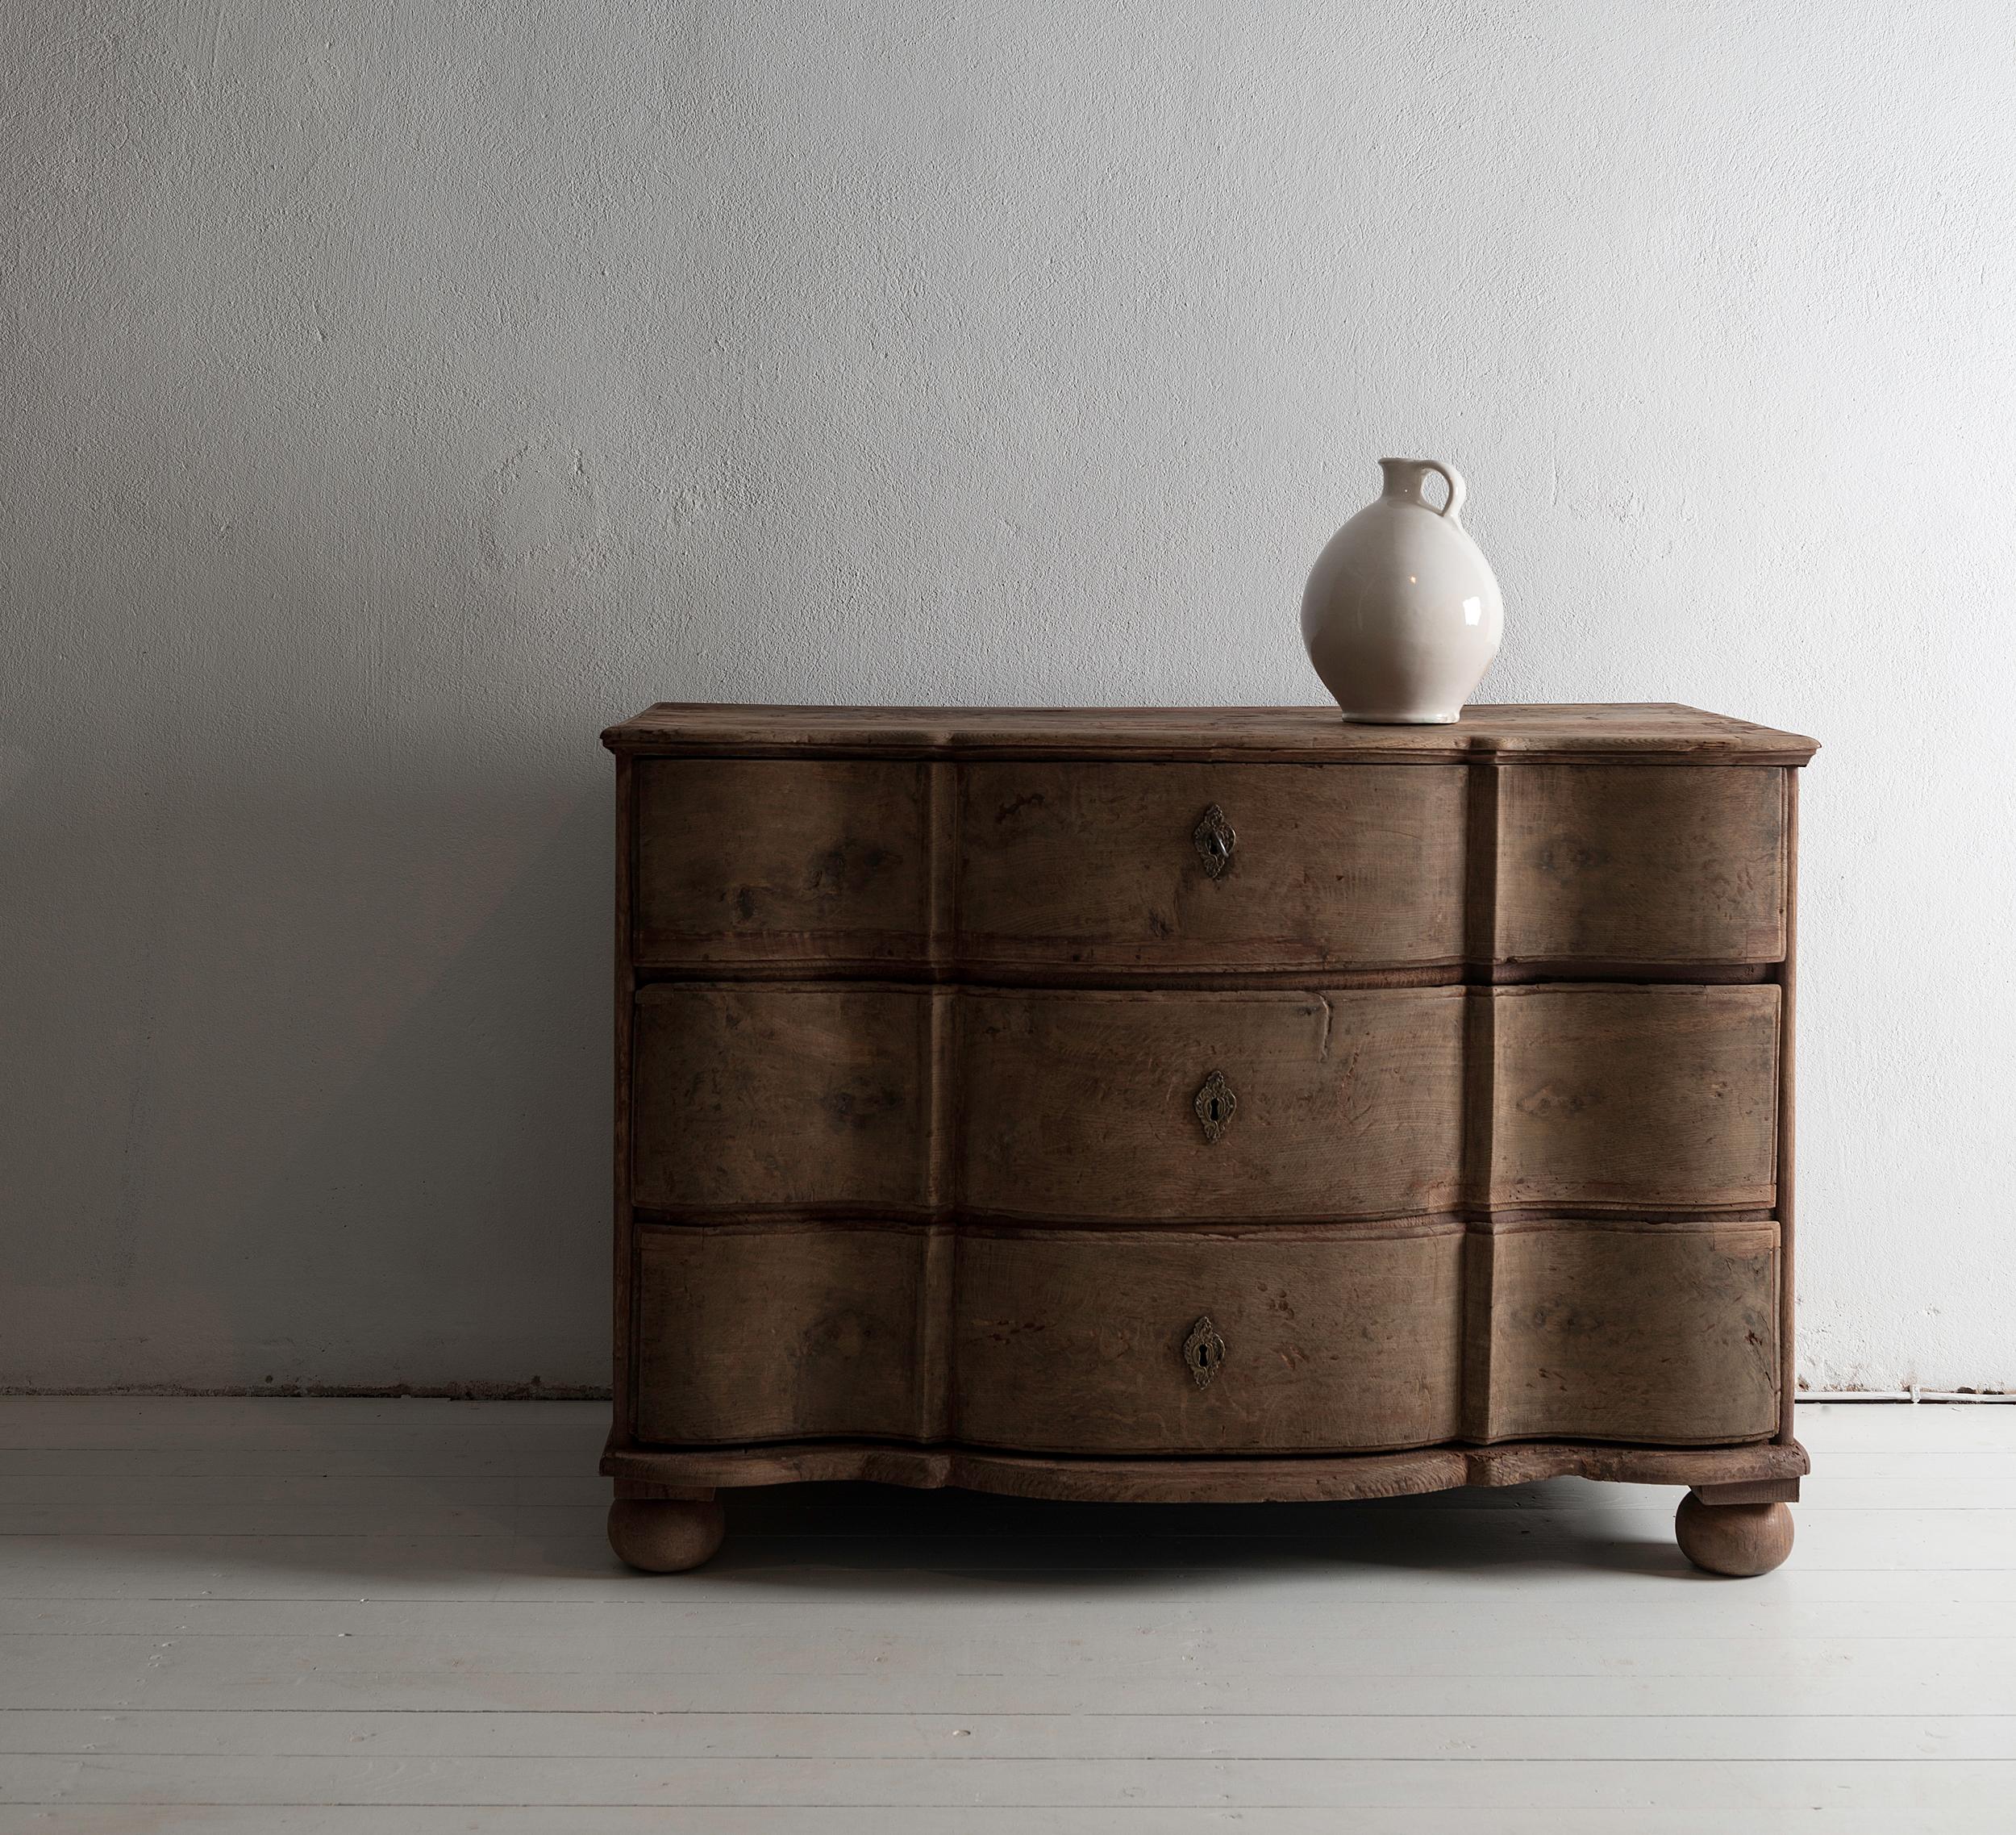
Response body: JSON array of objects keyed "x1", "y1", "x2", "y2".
[
  {"x1": 629, "y1": 1215, "x2": 1780, "y2": 1453},
  {"x1": 1695, "y1": 1476, "x2": 1802, "y2": 1506},
  {"x1": 634, "y1": 758, "x2": 934, "y2": 968},
  {"x1": 950, "y1": 1224, "x2": 1464, "y2": 1454},
  {"x1": 602, "y1": 1431, "x2": 1811, "y2": 1502},
  {"x1": 1676, "y1": 1491, "x2": 1797, "y2": 1577},
  {"x1": 610, "y1": 755, "x2": 637, "y2": 1446},
  {"x1": 956, "y1": 761, "x2": 1468, "y2": 972},
  {"x1": 629, "y1": 1218, "x2": 1782, "y2": 1452},
  {"x1": 1480, "y1": 984, "x2": 1780, "y2": 1211},
  {"x1": 1463, "y1": 1219, "x2": 1780, "y2": 1445},
  {"x1": 957, "y1": 988, "x2": 1468, "y2": 1221},
  {"x1": 608, "y1": 703, "x2": 1813, "y2": 1550},
  {"x1": 630, "y1": 985, "x2": 945, "y2": 1212},
  {"x1": 606, "y1": 1495, "x2": 725, "y2": 1572},
  {"x1": 631, "y1": 757, "x2": 1792, "y2": 975},
  {"x1": 605, "y1": 702, "x2": 1819, "y2": 764},
  {"x1": 631, "y1": 984, "x2": 1778, "y2": 1224},
  {"x1": 634, "y1": 1224, "x2": 939, "y2": 1445},
  {"x1": 1776, "y1": 768, "x2": 1801, "y2": 1446},
  {"x1": 1489, "y1": 764, "x2": 1788, "y2": 965}
]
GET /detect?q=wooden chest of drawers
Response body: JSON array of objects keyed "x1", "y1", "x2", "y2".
[{"x1": 600, "y1": 703, "x2": 1818, "y2": 1577}]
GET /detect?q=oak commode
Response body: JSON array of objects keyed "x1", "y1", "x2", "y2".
[{"x1": 598, "y1": 703, "x2": 1817, "y2": 1578}]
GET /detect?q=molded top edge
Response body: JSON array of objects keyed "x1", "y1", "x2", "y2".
[{"x1": 602, "y1": 703, "x2": 1818, "y2": 763}]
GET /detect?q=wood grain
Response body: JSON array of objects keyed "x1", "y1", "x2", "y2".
[
  {"x1": 1676, "y1": 1491, "x2": 1797, "y2": 1576},
  {"x1": 956, "y1": 761, "x2": 1467, "y2": 972},
  {"x1": 1462, "y1": 1218, "x2": 1781, "y2": 1445},
  {"x1": 1695, "y1": 1476, "x2": 1801, "y2": 1505},
  {"x1": 611, "y1": 753, "x2": 637, "y2": 1448},
  {"x1": 635, "y1": 984, "x2": 1783, "y2": 1223},
  {"x1": 634, "y1": 1223, "x2": 936, "y2": 1445},
  {"x1": 958, "y1": 987, "x2": 1468, "y2": 1221},
  {"x1": 633, "y1": 759, "x2": 931, "y2": 968},
  {"x1": 602, "y1": 1432, "x2": 1811, "y2": 1502},
  {"x1": 607, "y1": 703, "x2": 1815, "y2": 1551},
  {"x1": 1491, "y1": 764, "x2": 1788, "y2": 965},
  {"x1": 605, "y1": 702, "x2": 1819, "y2": 765},
  {"x1": 606, "y1": 1495, "x2": 725, "y2": 1572},
  {"x1": 1481, "y1": 984, "x2": 1781, "y2": 1211},
  {"x1": 631, "y1": 985, "x2": 942, "y2": 1212},
  {"x1": 1777, "y1": 767, "x2": 1801, "y2": 1445},
  {"x1": 629, "y1": 744, "x2": 1795, "y2": 982},
  {"x1": 950, "y1": 1224, "x2": 1464, "y2": 1454}
]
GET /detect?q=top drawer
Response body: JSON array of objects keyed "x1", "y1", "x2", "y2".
[
  {"x1": 631, "y1": 757, "x2": 1788, "y2": 973},
  {"x1": 1487, "y1": 765, "x2": 1787, "y2": 967},
  {"x1": 633, "y1": 759, "x2": 932, "y2": 970},
  {"x1": 957, "y1": 762, "x2": 1465, "y2": 973}
]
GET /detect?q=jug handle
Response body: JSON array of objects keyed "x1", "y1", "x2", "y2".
[{"x1": 1422, "y1": 461, "x2": 1466, "y2": 521}]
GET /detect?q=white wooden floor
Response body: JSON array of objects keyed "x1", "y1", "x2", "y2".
[{"x1": 2, "y1": 1400, "x2": 2014, "y2": 1832}]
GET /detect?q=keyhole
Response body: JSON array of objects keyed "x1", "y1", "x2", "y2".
[
  {"x1": 1183, "y1": 1316, "x2": 1226, "y2": 1388},
  {"x1": 1194, "y1": 1070, "x2": 1235, "y2": 1141},
  {"x1": 1193, "y1": 806, "x2": 1235, "y2": 878}
]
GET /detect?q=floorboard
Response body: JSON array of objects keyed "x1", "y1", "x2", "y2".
[{"x1": 2, "y1": 1398, "x2": 2012, "y2": 1827}]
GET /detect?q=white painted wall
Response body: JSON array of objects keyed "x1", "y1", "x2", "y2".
[{"x1": 3, "y1": 1, "x2": 2011, "y2": 1392}]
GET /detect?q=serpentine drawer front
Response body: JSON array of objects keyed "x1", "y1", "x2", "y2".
[
  {"x1": 602, "y1": 704, "x2": 1818, "y2": 1576},
  {"x1": 630, "y1": 753, "x2": 1788, "y2": 975},
  {"x1": 630, "y1": 982, "x2": 1780, "y2": 1221},
  {"x1": 628, "y1": 1215, "x2": 1778, "y2": 1452}
]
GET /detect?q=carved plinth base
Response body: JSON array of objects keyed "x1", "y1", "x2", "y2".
[{"x1": 1675, "y1": 1490, "x2": 1795, "y2": 1577}]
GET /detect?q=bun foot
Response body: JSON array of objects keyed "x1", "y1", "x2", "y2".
[
  {"x1": 608, "y1": 1496, "x2": 725, "y2": 1573},
  {"x1": 1675, "y1": 1491, "x2": 1794, "y2": 1577}
]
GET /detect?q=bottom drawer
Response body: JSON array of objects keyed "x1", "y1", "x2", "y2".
[
  {"x1": 631, "y1": 1217, "x2": 1776, "y2": 1453},
  {"x1": 951, "y1": 1224, "x2": 1464, "y2": 1454},
  {"x1": 634, "y1": 1222, "x2": 931, "y2": 1445},
  {"x1": 1465, "y1": 1218, "x2": 1780, "y2": 1445}
]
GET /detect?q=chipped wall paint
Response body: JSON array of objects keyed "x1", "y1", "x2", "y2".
[{"x1": 2, "y1": 2, "x2": 2013, "y2": 1391}]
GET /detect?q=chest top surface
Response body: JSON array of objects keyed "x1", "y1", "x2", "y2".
[{"x1": 602, "y1": 702, "x2": 1818, "y2": 764}]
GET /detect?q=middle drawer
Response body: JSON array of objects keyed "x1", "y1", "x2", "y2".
[
  {"x1": 958, "y1": 986, "x2": 1466, "y2": 1220},
  {"x1": 631, "y1": 982, "x2": 1466, "y2": 1220},
  {"x1": 631, "y1": 982, "x2": 1777, "y2": 1220}
]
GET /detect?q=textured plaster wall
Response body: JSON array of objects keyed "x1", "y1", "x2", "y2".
[{"x1": 2, "y1": 1, "x2": 2012, "y2": 1391}]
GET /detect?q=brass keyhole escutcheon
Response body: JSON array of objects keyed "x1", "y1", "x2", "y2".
[
  {"x1": 1193, "y1": 804, "x2": 1235, "y2": 878},
  {"x1": 1184, "y1": 1315, "x2": 1227, "y2": 1389},
  {"x1": 1194, "y1": 1070, "x2": 1236, "y2": 1143}
]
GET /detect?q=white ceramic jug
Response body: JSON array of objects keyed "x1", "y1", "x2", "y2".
[{"x1": 1300, "y1": 458, "x2": 1503, "y2": 724}]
